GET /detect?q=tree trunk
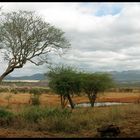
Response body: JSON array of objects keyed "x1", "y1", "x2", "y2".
[
  {"x1": 88, "y1": 92, "x2": 97, "y2": 107},
  {"x1": 0, "y1": 76, "x2": 4, "y2": 84},
  {"x1": 0, "y1": 73, "x2": 8, "y2": 84},
  {"x1": 0, "y1": 67, "x2": 14, "y2": 84},
  {"x1": 67, "y1": 94, "x2": 75, "y2": 109},
  {"x1": 91, "y1": 95, "x2": 96, "y2": 107},
  {"x1": 60, "y1": 95, "x2": 63, "y2": 108},
  {"x1": 60, "y1": 95, "x2": 68, "y2": 109}
]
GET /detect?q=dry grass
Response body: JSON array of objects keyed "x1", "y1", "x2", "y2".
[
  {"x1": 0, "y1": 91, "x2": 140, "y2": 109},
  {"x1": 0, "y1": 91, "x2": 139, "y2": 137},
  {"x1": 0, "y1": 104, "x2": 139, "y2": 137}
]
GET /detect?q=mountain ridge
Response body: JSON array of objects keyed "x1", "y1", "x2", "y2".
[
  {"x1": 4, "y1": 70, "x2": 140, "y2": 83},
  {"x1": 4, "y1": 73, "x2": 45, "y2": 81}
]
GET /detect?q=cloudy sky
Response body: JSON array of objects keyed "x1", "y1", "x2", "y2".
[{"x1": 0, "y1": 2, "x2": 140, "y2": 76}]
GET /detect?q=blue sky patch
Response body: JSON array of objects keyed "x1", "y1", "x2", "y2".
[
  {"x1": 80, "y1": 3, "x2": 123, "y2": 16},
  {"x1": 95, "y1": 4, "x2": 123, "y2": 16}
]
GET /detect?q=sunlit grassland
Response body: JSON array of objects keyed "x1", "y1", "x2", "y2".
[
  {"x1": 0, "y1": 82, "x2": 139, "y2": 137},
  {"x1": 0, "y1": 103, "x2": 139, "y2": 138}
]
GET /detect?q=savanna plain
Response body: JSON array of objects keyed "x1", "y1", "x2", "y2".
[{"x1": 0, "y1": 82, "x2": 139, "y2": 138}]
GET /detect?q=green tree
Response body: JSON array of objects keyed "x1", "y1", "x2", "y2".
[
  {"x1": 0, "y1": 10, "x2": 70, "y2": 83},
  {"x1": 46, "y1": 65, "x2": 81, "y2": 109},
  {"x1": 81, "y1": 72, "x2": 114, "y2": 107}
]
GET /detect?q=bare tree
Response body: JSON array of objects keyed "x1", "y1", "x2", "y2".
[{"x1": 0, "y1": 10, "x2": 70, "y2": 83}]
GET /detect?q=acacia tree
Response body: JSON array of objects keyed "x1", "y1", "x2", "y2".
[
  {"x1": 47, "y1": 65, "x2": 81, "y2": 109},
  {"x1": 81, "y1": 73, "x2": 114, "y2": 107},
  {"x1": 0, "y1": 10, "x2": 70, "y2": 83}
]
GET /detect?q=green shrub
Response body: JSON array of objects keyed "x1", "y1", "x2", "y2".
[
  {"x1": 38, "y1": 110, "x2": 88, "y2": 132},
  {"x1": 10, "y1": 88, "x2": 18, "y2": 94},
  {"x1": 21, "y1": 106, "x2": 43, "y2": 123},
  {"x1": 0, "y1": 108, "x2": 13, "y2": 118},
  {"x1": 29, "y1": 88, "x2": 50, "y2": 94},
  {"x1": 30, "y1": 94, "x2": 40, "y2": 106},
  {"x1": 29, "y1": 88, "x2": 41, "y2": 94},
  {"x1": 20, "y1": 106, "x2": 71, "y2": 123},
  {"x1": 0, "y1": 88, "x2": 9, "y2": 93},
  {"x1": 44, "y1": 107, "x2": 71, "y2": 118},
  {"x1": 0, "y1": 108, "x2": 14, "y2": 126},
  {"x1": 3, "y1": 86, "x2": 50, "y2": 94},
  {"x1": 40, "y1": 117, "x2": 74, "y2": 132},
  {"x1": 13, "y1": 87, "x2": 29, "y2": 93},
  {"x1": 49, "y1": 117, "x2": 82, "y2": 132}
]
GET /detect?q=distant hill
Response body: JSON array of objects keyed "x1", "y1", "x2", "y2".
[
  {"x1": 109, "y1": 70, "x2": 140, "y2": 83},
  {"x1": 4, "y1": 70, "x2": 140, "y2": 84},
  {"x1": 4, "y1": 73, "x2": 45, "y2": 81}
]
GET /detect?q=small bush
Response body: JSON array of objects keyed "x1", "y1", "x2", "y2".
[
  {"x1": 38, "y1": 109, "x2": 91, "y2": 132},
  {"x1": 13, "y1": 87, "x2": 29, "y2": 93},
  {"x1": 29, "y1": 88, "x2": 49, "y2": 94},
  {"x1": 29, "y1": 88, "x2": 42, "y2": 94},
  {"x1": 0, "y1": 87, "x2": 9, "y2": 93},
  {"x1": 44, "y1": 107, "x2": 71, "y2": 118},
  {"x1": 21, "y1": 106, "x2": 44, "y2": 123},
  {"x1": 9, "y1": 87, "x2": 50, "y2": 94},
  {"x1": 20, "y1": 106, "x2": 71, "y2": 123},
  {"x1": 30, "y1": 94, "x2": 40, "y2": 106},
  {"x1": 0, "y1": 107, "x2": 14, "y2": 126},
  {"x1": 0, "y1": 108, "x2": 13, "y2": 118},
  {"x1": 10, "y1": 88, "x2": 18, "y2": 94}
]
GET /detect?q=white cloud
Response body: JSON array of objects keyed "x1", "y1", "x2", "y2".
[{"x1": 0, "y1": 2, "x2": 140, "y2": 76}]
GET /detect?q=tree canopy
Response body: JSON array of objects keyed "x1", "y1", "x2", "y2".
[
  {"x1": 0, "y1": 10, "x2": 70, "y2": 82},
  {"x1": 47, "y1": 65, "x2": 81, "y2": 109},
  {"x1": 81, "y1": 72, "x2": 114, "y2": 107}
]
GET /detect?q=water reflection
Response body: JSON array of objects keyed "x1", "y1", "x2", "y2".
[{"x1": 68, "y1": 102, "x2": 129, "y2": 108}]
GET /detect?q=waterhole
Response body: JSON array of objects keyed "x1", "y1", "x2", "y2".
[{"x1": 68, "y1": 102, "x2": 129, "y2": 108}]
